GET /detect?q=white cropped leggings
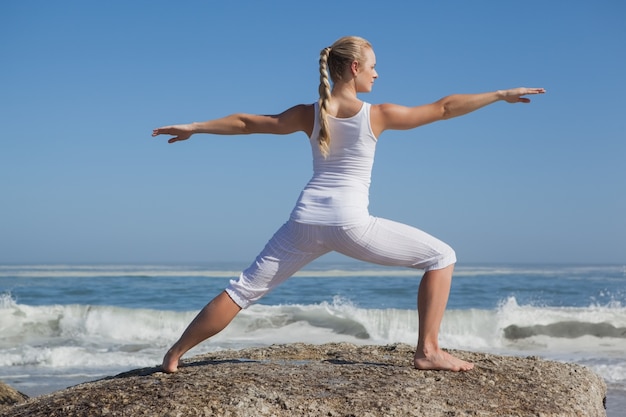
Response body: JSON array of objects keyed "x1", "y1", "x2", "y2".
[{"x1": 225, "y1": 216, "x2": 456, "y2": 309}]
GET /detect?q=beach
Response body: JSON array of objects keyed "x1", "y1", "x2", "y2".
[{"x1": 1, "y1": 263, "x2": 625, "y2": 415}]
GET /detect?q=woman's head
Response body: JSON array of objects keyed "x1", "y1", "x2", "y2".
[
  {"x1": 324, "y1": 36, "x2": 373, "y2": 84},
  {"x1": 317, "y1": 36, "x2": 373, "y2": 158}
]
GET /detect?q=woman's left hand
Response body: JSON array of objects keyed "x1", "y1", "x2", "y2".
[{"x1": 152, "y1": 124, "x2": 194, "y2": 143}]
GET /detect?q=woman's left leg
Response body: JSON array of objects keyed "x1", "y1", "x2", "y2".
[
  {"x1": 162, "y1": 220, "x2": 329, "y2": 372},
  {"x1": 162, "y1": 290, "x2": 241, "y2": 373}
]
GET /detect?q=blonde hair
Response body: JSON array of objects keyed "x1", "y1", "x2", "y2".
[{"x1": 318, "y1": 36, "x2": 372, "y2": 158}]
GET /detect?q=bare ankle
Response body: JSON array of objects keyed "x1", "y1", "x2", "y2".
[
  {"x1": 162, "y1": 348, "x2": 182, "y2": 373},
  {"x1": 416, "y1": 341, "x2": 439, "y2": 357}
]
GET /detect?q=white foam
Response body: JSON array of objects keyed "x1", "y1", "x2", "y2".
[{"x1": 2, "y1": 293, "x2": 626, "y2": 385}]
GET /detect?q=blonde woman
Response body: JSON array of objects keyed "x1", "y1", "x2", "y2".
[{"x1": 153, "y1": 36, "x2": 545, "y2": 373}]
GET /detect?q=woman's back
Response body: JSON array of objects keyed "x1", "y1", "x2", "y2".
[{"x1": 289, "y1": 101, "x2": 377, "y2": 227}]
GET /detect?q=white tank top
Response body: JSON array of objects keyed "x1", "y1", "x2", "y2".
[{"x1": 290, "y1": 101, "x2": 378, "y2": 226}]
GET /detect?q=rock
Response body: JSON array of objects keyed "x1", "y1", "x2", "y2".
[
  {"x1": 3, "y1": 343, "x2": 607, "y2": 416},
  {"x1": 0, "y1": 381, "x2": 28, "y2": 411}
]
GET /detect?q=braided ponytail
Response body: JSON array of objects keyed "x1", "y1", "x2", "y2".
[
  {"x1": 318, "y1": 47, "x2": 332, "y2": 158},
  {"x1": 316, "y1": 36, "x2": 372, "y2": 158}
]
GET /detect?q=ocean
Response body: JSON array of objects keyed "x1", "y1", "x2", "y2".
[{"x1": 1, "y1": 262, "x2": 625, "y2": 415}]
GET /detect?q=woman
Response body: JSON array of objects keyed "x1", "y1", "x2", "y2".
[{"x1": 152, "y1": 36, "x2": 545, "y2": 373}]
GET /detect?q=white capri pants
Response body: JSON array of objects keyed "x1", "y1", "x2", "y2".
[{"x1": 225, "y1": 216, "x2": 456, "y2": 309}]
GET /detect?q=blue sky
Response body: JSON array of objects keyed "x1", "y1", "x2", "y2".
[{"x1": 1, "y1": 1, "x2": 624, "y2": 265}]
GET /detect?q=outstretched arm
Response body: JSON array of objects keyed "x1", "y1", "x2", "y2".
[
  {"x1": 152, "y1": 104, "x2": 314, "y2": 143},
  {"x1": 371, "y1": 87, "x2": 545, "y2": 135}
]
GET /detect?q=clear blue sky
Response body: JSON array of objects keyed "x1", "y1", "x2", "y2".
[{"x1": 1, "y1": 1, "x2": 624, "y2": 265}]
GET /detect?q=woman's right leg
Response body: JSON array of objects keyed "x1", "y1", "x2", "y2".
[
  {"x1": 327, "y1": 217, "x2": 473, "y2": 371},
  {"x1": 413, "y1": 264, "x2": 473, "y2": 371},
  {"x1": 162, "y1": 290, "x2": 241, "y2": 373}
]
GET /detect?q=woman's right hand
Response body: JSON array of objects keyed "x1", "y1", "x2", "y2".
[
  {"x1": 152, "y1": 124, "x2": 194, "y2": 143},
  {"x1": 500, "y1": 87, "x2": 546, "y2": 103}
]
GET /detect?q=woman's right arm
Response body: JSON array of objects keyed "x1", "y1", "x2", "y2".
[
  {"x1": 152, "y1": 104, "x2": 314, "y2": 143},
  {"x1": 371, "y1": 87, "x2": 545, "y2": 137}
]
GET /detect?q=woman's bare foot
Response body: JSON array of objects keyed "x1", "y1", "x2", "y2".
[
  {"x1": 161, "y1": 349, "x2": 182, "y2": 373},
  {"x1": 414, "y1": 348, "x2": 474, "y2": 372}
]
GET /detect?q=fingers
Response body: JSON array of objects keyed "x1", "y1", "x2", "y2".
[
  {"x1": 517, "y1": 87, "x2": 545, "y2": 103},
  {"x1": 152, "y1": 126, "x2": 188, "y2": 143},
  {"x1": 504, "y1": 87, "x2": 545, "y2": 104},
  {"x1": 152, "y1": 127, "x2": 170, "y2": 137},
  {"x1": 524, "y1": 87, "x2": 546, "y2": 95}
]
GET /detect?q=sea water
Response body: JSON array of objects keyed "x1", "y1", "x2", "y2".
[{"x1": 1, "y1": 263, "x2": 625, "y2": 415}]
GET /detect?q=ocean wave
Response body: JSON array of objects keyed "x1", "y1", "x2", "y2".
[
  {"x1": 504, "y1": 321, "x2": 626, "y2": 339},
  {"x1": 1, "y1": 264, "x2": 623, "y2": 279},
  {"x1": 0, "y1": 294, "x2": 192, "y2": 350},
  {"x1": 0, "y1": 265, "x2": 243, "y2": 279},
  {"x1": 2, "y1": 292, "x2": 626, "y2": 386},
  {"x1": 2, "y1": 293, "x2": 626, "y2": 356}
]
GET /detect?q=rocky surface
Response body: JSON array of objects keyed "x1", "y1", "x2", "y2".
[
  {"x1": 2, "y1": 343, "x2": 607, "y2": 416},
  {"x1": 0, "y1": 382, "x2": 28, "y2": 413}
]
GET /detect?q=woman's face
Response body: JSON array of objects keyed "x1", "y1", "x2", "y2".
[{"x1": 355, "y1": 47, "x2": 378, "y2": 93}]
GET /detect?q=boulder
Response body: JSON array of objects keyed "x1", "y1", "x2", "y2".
[{"x1": 3, "y1": 343, "x2": 607, "y2": 416}]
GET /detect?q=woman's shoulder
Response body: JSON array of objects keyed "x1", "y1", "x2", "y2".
[{"x1": 282, "y1": 103, "x2": 315, "y2": 119}]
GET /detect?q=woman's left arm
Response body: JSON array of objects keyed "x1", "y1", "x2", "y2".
[{"x1": 152, "y1": 104, "x2": 314, "y2": 143}]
